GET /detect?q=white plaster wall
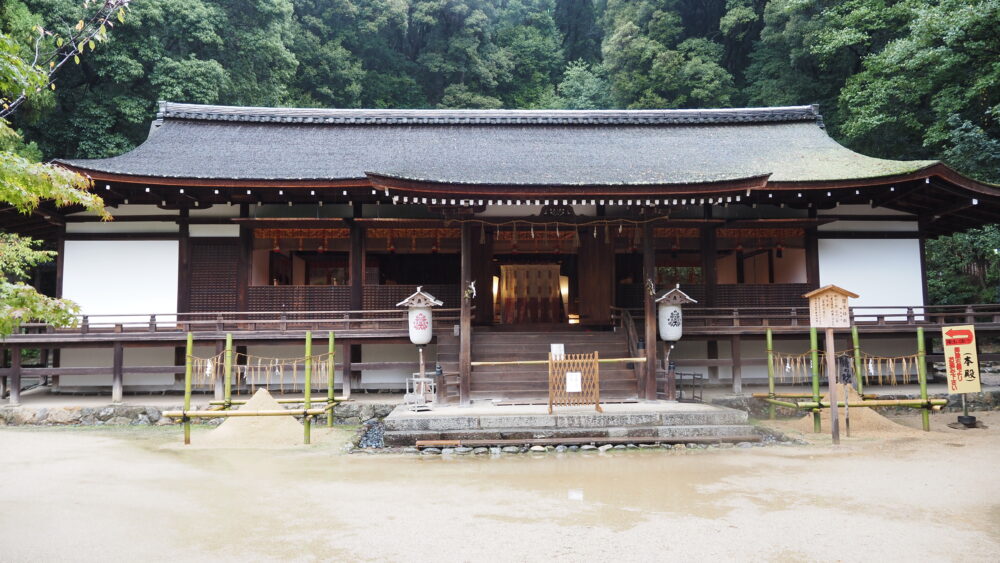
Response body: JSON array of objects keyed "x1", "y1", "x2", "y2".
[
  {"x1": 59, "y1": 347, "x2": 176, "y2": 387},
  {"x1": 364, "y1": 343, "x2": 436, "y2": 389},
  {"x1": 63, "y1": 240, "x2": 179, "y2": 323},
  {"x1": 818, "y1": 239, "x2": 924, "y2": 312}
]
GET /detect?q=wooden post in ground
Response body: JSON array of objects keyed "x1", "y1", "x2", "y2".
[
  {"x1": 340, "y1": 341, "x2": 352, "y2": 399},
  {"x1": 183, "y1": 333, "x2": 193, "y2": 445},
  {"x1": 9, "y1": 347, "x2": 21, "y2": 406},
  {"x1": 766, "y1": 329, "x2": 775, "y2": 420},
  {"x1": 224, "y1": 333, "x2": 233, "y2": 408},
  {"x1": 304, "y1": 331, "x2": 312, "y2": 445},
  {"x1": 810, "y1": 327, "x2": 821, "y2": 433},
  {"x1": 112, "y1": 341, "x2": 124, "y2": 404},
  {"x1": 642, "y1": 222, "x2": 657, "y2": 401},
  {"x1": 731, "y1": 334, "x2": 742, "y2": 394},
  {"x1": 917, "y1": 327, "x2": 930, "y2": 432},
  {"x1": 459, "y1": 224, "x2": 472, "y2": 406},
  {"x1": 825, "y1": 328, "x2": 841, "y2": 445},
  {"x1": 327, "y1": 331, "x2": 335, "y2": 427}
]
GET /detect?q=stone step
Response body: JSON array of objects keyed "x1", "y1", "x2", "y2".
[
  {"x1": 382, "y1": 424, "x2": 757, "y2": 447},
  {"x1": 384, "y1": 406, "x2": 748, "y2": 432}
]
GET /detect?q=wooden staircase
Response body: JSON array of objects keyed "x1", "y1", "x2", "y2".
[{"x1": 464, "y1": 329, "x2": 639, "y2": 403}]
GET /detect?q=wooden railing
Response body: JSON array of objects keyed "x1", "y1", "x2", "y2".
[
  {"x1": 13, "y1": 308, "x2": 464, "y2": 335},
  {"x1": 610, "y1": 307, "x2": 645, "y2": 392},
  {"x1": 616, "y1": 304, "x2": 1000, "y2": 330}
]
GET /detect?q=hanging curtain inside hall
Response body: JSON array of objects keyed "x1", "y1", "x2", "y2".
[{"x1": 499, "y1": 264, "x2": 562, "y2": 324}]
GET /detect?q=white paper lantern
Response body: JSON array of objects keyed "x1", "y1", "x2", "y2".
[
  {"x1": 655, "y1": 285, "x2": 697, "y2": 342},
  {"x1": 658, "y1": 304, "x2": 683, "y2": 342},
  {"x1": 408, "y1": 307, "x2": 433, "y2": 345},
  {"x1": 396, "y1": 286, "x2": 444, "y2": 346}
]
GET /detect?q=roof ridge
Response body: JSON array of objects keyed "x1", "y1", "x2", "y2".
[{"x1": 155, "y1": 101, "x2": 822, "y2": 126}]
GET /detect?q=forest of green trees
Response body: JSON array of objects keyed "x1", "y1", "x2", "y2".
[{"x1": 2, "y1": 0, "x2": 998, "y2": 303}]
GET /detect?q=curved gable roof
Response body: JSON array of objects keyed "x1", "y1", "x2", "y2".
[{"x1": 57, "y1": 102, "x2": 937, "y2": 187}]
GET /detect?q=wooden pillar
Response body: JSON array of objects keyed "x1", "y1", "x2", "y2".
[
  {"x1": 730, "y1": 334, "x2": 742, "y2": 394},
  {"x1": 177, "y1": 208, "x2": 191, "y2": 313},
  {"x1": 236, "y1": 204, "x2": 251, "y2": 310},
  {"x1": 805, "y1": 209, "x2": 819, "y2": 287},
  {"x1": 55, "y1": 225, "x2": 65, "y2": 298},
  {"x1": 340, "y1": 341, "x2": 352, "y2": 399},
  {"x1": 8, "y1": 347, "x2": 20, "y2": 405},
  {"x1": 112, "y1": 341, "x2": 124, "y2": 403},
  {"x1": 701, "y1": 226, "x2": 717, "y2": 307},
  {"x1": 642, "y1": 222, "x2": 657, "y2": 400},
  {"x1": 579, "y1": 228, "x2": 614, "y2": 325},
  {"x1": 470, "y1": 225, "x2": 494, "y2": 324},
  {"x1": 348, "y1": 209, "x2": 366, "y2": 388},
  {"x1": 707, "y1": 339, "x2": 719, "y2": 384},
  {"x1": 459, "y1": 224, "x2": 473, "y2": 405}
]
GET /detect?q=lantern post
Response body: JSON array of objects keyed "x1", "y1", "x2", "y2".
[
  {"x1": 655, "y1": 285, "x2": 697, "y2": 400},
  {"x1": 396, "y1": 286, "x2": 443, "y2": 380}
]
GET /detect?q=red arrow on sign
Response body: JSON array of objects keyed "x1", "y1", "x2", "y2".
[{"x1": 945, "y1": 328, "x2": 973, "y2": 346}]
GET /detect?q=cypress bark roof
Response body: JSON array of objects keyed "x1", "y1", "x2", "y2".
[{"x1": 57, "y1": 102, "x2": 938, "y2": 187}]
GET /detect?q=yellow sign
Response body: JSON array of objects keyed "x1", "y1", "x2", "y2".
[{"x1": 941, "y1": 325, "x2": 981, "y2": 394}]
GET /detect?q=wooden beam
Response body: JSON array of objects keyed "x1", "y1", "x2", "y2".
[
  {"x1": 805, "y1": 209, "x2": 819, "y2": 287},
  {"x1": 236, "y1": 204, "x2": 251, "y2": 310},
  {"x1": 929, "y1": 198, "x2": 979, "y2": 223},
  {"x1": 9, "y1": 347, "x2": 21, "y2": 406},
  {"x1": 177, "y1": 208, "x2": 191, "y2": 314},
  {"x1": 643, "y1": 222, "x2": 657, "y2": 401},
  {"x1": 701, "y1": 225, "x2": 718, "y2": 307},
  {"x1": 459, "y1": 223, "x2": 473, "y2": 406},
  {"x1": 731, "y1": 334, "x2": 742, "y2": 394}
]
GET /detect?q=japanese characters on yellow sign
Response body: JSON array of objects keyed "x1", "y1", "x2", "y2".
[{"x1": 941, "y1": 324, "x2": 981, "y2": 394}]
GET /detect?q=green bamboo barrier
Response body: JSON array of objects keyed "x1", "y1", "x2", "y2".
[
  {"x1": 810, "y1": 327, "x2": 820, "y2": 433},
  {"x1": 794, "y1": 399, "x2": 946, "y2": 409},
  {"x1": 327, "y1": 331, "x2": 335, "y2": 427},
  {"x1": 183, "y1": 332, "x2": 193, "y2": 445},
  {"x1": 767, "y1": 328, "x2": 776, "y2": 420},
  {"x1": 917, "y1": 326, "x2": 930, "y2": 432},
  {"x1": 172, "y1": 331, "x2": 342, "y2": 445},
  {"x1": 753, "y1": 393, "x2": 877, "y2": 399},
  {"x1": 304, "y1": 331, "x2": 312, "y2": 445},
  {"x1": 852, "y1": 326, "x2": 863, "y2": 396}
]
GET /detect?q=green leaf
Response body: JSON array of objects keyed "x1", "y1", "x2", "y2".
[
  {"x1": 56, "y1": 37, "x2": 63, "y2": 47},
  {"x1": 117, "y1": 8, "x2": 125, "y2": 24},
  {"x1": 89, "y1": 40, "x2": 95, "y2": 51},
  {"x1": 73, "y1": 54, "x2": 80, "y2": 64},
  {"x1": 77, "y1": 41, "x2": 85, "y2": 53}
]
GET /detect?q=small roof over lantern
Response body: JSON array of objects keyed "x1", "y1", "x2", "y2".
[
  {"x1": 655, "y1": 284, "x2": 698, "y2": 306},
  {"x1": 396, "y1": 286, "x2": 444, "y2": 308}
]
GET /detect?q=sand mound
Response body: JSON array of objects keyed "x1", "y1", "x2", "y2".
[
  {"x1": 197, "y1": 388, "x2": 305, "y2": 448},
  {"x1": 789, "y1": 386, "x2": 918, "y2": 436}
]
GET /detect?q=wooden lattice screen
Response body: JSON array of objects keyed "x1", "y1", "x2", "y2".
[{"x1": 548, "y1": 352, "x2": 602, "y2": 414}]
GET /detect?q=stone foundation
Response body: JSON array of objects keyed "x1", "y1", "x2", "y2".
[
  {"x1": 712, "y1": 390, "x2": 1000, "y2": 418},
  {"x1": 0, "y1": 401, "x2": 398, "y2": 427}
]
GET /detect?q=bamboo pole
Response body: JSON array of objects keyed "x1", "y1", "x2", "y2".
[
  {"x1": 917, "y1": 327, "x2": 930, "y2": 432},
  {"x1": 825, "y1": 328, "x2": 841, "y2": 444},
  {"x1": 852, "y1": 325, "x2": 863, "y2": 395},
  {"x1": 472, "y1": 357, "x2": 646, "y2": 367},
  {"x1": 328, "y1": 331, "x2": 335, "y2": 427},
  {"x1": 796, "y1": 399, "x2": 947, "y2": 409},
  {"x1": 810, "y1": 327, "x2": 821, "y2": 433},
  {"x1": 209, "y1": 397, "x2": 346, "y2": 405},
  {"x1": 304, "y1": 330, "x2": 312, "y2": 445},
  {"x1": 165, "y1": 407, "x2": 334, "y2": 418},
  {"x1": 767, "y1": 328, "x2": 775, "y2": 420},
  {"x1": 761, "y1": 398, "x2": 800, "y2": 409},
  {"x1": 224, "y1": 333, "x2": 233, "y2": 409},
  {"x1": 752, "y1": 393, "x2": 877, "y2": 399},
  {"x1": 183, "y1": 332, "x2": 193, "y2": 445}
]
